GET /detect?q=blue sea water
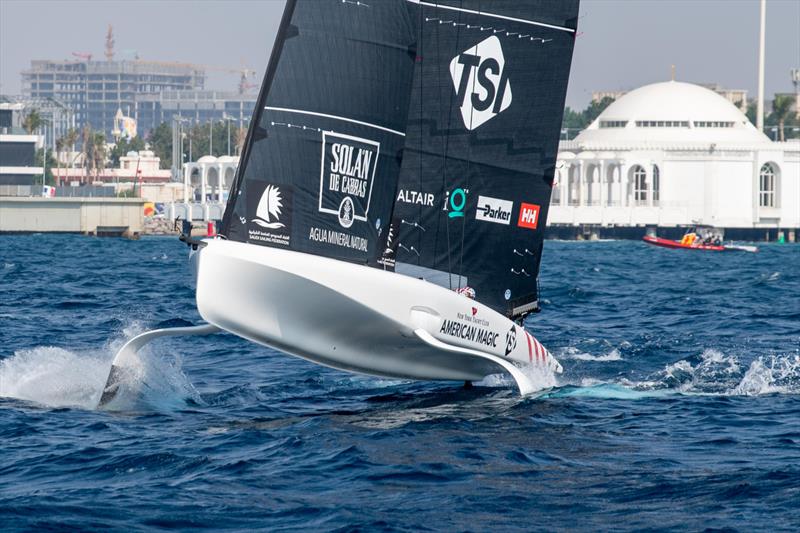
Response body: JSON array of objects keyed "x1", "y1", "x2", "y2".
[{"x1": 1, "y1": 234, "x2": 798, "y2": 531}]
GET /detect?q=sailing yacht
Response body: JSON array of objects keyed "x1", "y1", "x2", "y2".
[{"x1": 100, "y1": 0, "x2": 580, "y2": 406}]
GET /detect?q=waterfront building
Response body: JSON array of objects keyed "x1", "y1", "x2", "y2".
[
  {"x1": 592, "y1": 83, "x2": 748, "y2": 113},
  {"x1": 22, "y1": 59, "x2": 205, "y2": 139},
  {"x1": 135, "y1": 90, "x2": 256, "y2": 138},
  {"x1": 0, "y1": 103, "x2": 44, "y2": 196},
  {"x1": 0, "y1": 96, "x2": 75, "y2": 152},
  {"x1": 52, "y1": 149, "x2": 170, "y2": 187},
  {"x1": 551, "y1": 81, "x2": 800, "y2": 240}
]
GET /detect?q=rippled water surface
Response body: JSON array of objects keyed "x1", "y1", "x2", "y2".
[{"x1": 1, "y1": 235, "x2": 799, "y2": 531}]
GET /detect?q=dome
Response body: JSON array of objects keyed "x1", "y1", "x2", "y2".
[
  {"x1": 574, "y1": 81, "x2": 770, "y2": 146},
  {"x1": 197, "y1": 155, "x2": 218, "y2": 164}
]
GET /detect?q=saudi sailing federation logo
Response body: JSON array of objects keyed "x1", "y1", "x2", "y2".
[
  {"x1": 253, "y1": 184, "x2": 285, "y2": 229},
  {"x1": 449, "y1": 35, "x2": 513, "y2": 130}
]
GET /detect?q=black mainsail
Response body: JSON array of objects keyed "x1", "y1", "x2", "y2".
[
  {"x1": 222, "y1": 0, "x2": 417, "y2": 266},
  {"x1": 222, "y1": 0, "x2": 578, "y2": 318},
  {"x1": 394, "y1": 1, "x2": 579, "y2": 318}
]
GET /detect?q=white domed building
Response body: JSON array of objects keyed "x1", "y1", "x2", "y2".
[{"x1": 550, "y1": 81, "x2": 800, "y2": 240}]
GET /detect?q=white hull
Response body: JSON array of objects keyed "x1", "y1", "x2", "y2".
[{"x1": 194, "y1": 239, "x2": 560, "y2": 393}]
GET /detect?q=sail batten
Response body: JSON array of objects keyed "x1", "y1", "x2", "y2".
[
  {"x1": 405, "y1": 0, "x2": 577, "y2": 34},
  {"x1": 263, "y1": 106, "x2": 407, "y2": 137}
]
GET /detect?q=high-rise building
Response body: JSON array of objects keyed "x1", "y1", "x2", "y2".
[
  {"x1": 21, "y1": 59, "x2": 206, "y2": 138},
  {"x1": 0, "y1": 102, "x2": 43, "y2": 196},
  {"x1": 135, "y1": 90, "x2": 256, "y2": 138}
]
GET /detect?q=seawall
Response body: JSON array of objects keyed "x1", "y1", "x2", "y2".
[{"x1": 0, "y1": 197, "x2": 145, "y2": 238}]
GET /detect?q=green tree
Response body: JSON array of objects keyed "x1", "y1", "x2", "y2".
[
  {"x1": 146, "y1": 119, "x2": 250, "y2": 169},
  {"x1": 147, "y1": 122, "x2": 173, "y2": 169},
  {"x1": 583, "y1": 96, "x2": 615, "y2": 125},
  {"x1": 770, "y1": 94, "x2": 794, "y2": 142},
  {"x1": 745, "y1": 100, "x2": 757, "y2": 125},
  {"x1": 109, "y1": 136, "x2": 146, "y2": 167},
  {"x1": 188, "y1": 120, "x2": 236, "y2": 159},
  {"x1": 560, "y1": 106, "x2": 584, "y2": 139},
  {"x1": 34, "y1": 147, "x2": 57, "y2": 186},
  {"x1": 22, "y1": 109, "x2": 46, "y2": 134},
  {"x1": 89, "y1": 132, "x2": 107, "y2": 179},
  {"x1": 560, "y1": 96, "x2": 617, "y2": 140}
]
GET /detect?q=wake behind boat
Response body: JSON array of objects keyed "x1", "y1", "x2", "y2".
[{"x1": 99, "y1": 0, "x2": 580, "y2": 407}]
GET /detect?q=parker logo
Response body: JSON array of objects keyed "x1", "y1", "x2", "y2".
[
  {"x1": 449, "y1": 35, "x2": 512, "y2": 130},
  {"x1": 319, "y1": 131, "x2": 379, "y2": 228},
  {"x1": 518, "y1": 203, "x2": 541, "y2": 230},
  {"x1": 475, "y1": 195, "x2": 513, "y2": 225}
]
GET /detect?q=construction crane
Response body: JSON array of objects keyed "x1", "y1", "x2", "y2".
[
  {"x1": 105, "y1": 25, "x2": 115, "y2": 61},
  {"x1": 204, "y1": 64, "x2": 259, "y2": 94}
]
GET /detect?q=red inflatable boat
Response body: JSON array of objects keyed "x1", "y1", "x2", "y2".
[{"x1": 642, "y1": 235, "x2": 758, "y2": 253}]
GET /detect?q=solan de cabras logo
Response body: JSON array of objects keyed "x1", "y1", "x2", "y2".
[{"x1": 449, "y1": 35, "x2": 512, "y2": 130}]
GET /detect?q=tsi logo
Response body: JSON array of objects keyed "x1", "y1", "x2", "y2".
[
  {"x1": 475, "y1": 195, "x2": 513, "y2": 225},
  {"x1": 504, "y1": 325, "x2": 517, "y2": 356},
  {"x1": 517, "y1": 202, "x2": 541, "y2": 230},
  {"x1": 449, "y1": 35, "x2": 512, "y2": 130}
]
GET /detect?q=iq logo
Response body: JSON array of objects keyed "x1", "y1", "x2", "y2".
[
  {"x1": 446, "y1": 188, "x2": 468, "y2": 218},
  {"x1": 449, "y1": 35, "x2": 512, "y2": 130}
]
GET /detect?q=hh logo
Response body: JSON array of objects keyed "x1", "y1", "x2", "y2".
[
  {"x1": 449, "y1": 35, "x2": 512, "y2": 130},
  {"x1": 518, "y1": 203, "x2": 540, "y2": 230}
]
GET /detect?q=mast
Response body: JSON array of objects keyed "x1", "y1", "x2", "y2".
[{"x1": 756, "y1": 0, "x2": 766, "y2": 133}]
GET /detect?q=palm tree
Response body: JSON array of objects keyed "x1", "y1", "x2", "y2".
[
  {"x1": 22, "y1": 109, "x2": 44, "y2": 134},
  {"x1": 771, "y1": 95, "x2": 793, "y2": 142},
  {"x1": 55, "y1": 137, "x2": 65, "y2": 185},
  {"x1": 235, "y1": 126, "x2": 248, "y2": 156},
  {"x1": 80, "y1": 125, "x2": 92, "y2": 184},
  {"x1": 63, "y1": 128, "x2": 79, "y2": 158},
  {"x1": 91, "y1": 132, "x2": 107, "y2": 179}
]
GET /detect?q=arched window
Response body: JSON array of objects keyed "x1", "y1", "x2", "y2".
[
  {"x1": 652, "y1": 164, "x2": 660, "y2": 205},
  {"x1": 632, "y1": 165, "x2": 647, "y2": 205},
  {"x1": 759, "y1": 163, "x2": 777, "y2": 207}
]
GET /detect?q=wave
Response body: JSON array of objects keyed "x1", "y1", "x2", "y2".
[
  {"x1": 0, "y1": 322, "x2": 199, "y2": 411},
  {"x1": 477, "y1": 358, "x2": 558, "y2": 391},
  {"x1": 553, "y1": 349, "x2": 800, "y2": 399},
  {"x1": 557, "y1": 346, "x2": 623, "y2": 362}
]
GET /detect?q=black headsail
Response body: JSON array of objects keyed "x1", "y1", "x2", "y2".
[
  {"x1": 394, "y1": 0, "x2": 579, "y2": 318},
  {"x1": 222, "y1": 0, "x2": 416, "y2": 266}
]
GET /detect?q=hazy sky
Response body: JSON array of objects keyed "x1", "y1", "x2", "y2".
[{"x1": 1, "y1": 0, "x2": 798, "y2": 109}]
